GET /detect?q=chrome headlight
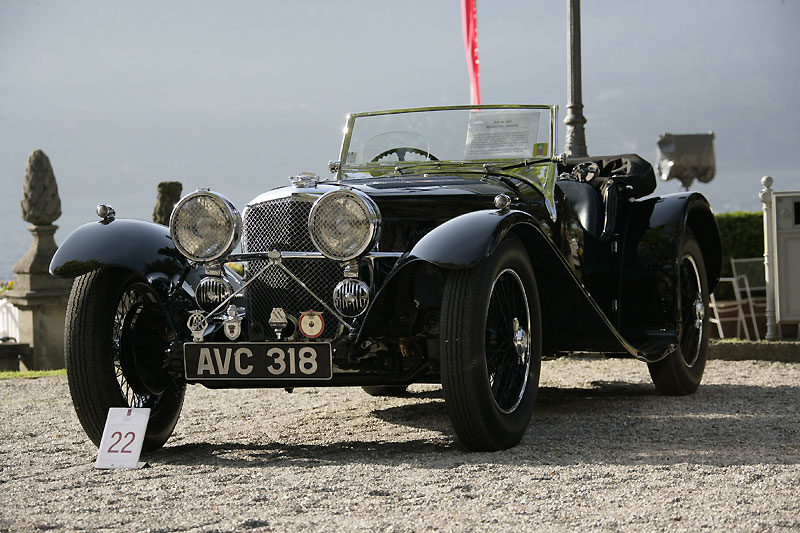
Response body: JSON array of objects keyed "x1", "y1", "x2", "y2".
[
  {"x1": 308, "y1": 189, "x2": 380, "y2": 261},
  {"x1": 170, "y1": 190, "x2": 242, "y2": 263}
]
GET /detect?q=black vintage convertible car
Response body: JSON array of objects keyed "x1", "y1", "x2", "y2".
[{"x1": 51, "y1": 105, "x2": 721, "y2": 452}]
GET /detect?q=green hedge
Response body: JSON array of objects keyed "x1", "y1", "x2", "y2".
[{"x1": 714, "y1": 211, "x2": 763, "y2": 298}]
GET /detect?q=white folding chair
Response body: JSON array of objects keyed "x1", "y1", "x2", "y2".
[
  {"x1": 730, "y1": 258, "x2": 765, "y2": 340},
  {"x1": 709, "y1": 275, "x2": 752, "y2": 340}
]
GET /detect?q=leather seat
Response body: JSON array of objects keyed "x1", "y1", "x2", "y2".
[
  {"x1": 557, "y1": 180, "x2": 601, "y2": 238},
  {"x1": 556, "y1": 154, "x2": 657, "y2": 239}
]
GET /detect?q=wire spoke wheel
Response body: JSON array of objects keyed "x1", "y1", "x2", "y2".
[
  {"x1": 679, "y1": 254, "x2": 704, "y2": 366},
  {"x1": 112, "y1": 285, "x2": 163, "y2": 408},
  {"x1": 440, "y1": 238, "x2": 541, "y2": 451},
  {"x1": 65, "y1": 268, "x2": 185, "y2": 451},
  {"x1": 485, "y1": 269, "x2": 531, "y2": 414},
  {"x1": 648, "y1": 228, "x2": 709, "y2": 395}
]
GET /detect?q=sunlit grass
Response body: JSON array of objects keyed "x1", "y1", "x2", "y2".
[
  {"x1": 225, "y1": 262, "x2": 244, "y2": 276},
  {"x1": 0, "y1": 369, "x2": 66, "y2": 380}
]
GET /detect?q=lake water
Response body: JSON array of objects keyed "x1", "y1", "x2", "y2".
[{"x1": 0, "y1": 168, "x2": 787, "y2": 283}]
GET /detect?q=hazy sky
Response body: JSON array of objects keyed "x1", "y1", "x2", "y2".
[{"x1": 2, "y1": 0, "x2": 799, "y2": 279}]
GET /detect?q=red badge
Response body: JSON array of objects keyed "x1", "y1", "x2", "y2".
[{"x1": 298, "y1": 310, "x2": 324, "y2": 339}]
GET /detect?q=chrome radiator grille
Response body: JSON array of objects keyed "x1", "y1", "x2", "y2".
[{"x1": 243, "y1": 196, "x2": 342, "y2": 339}]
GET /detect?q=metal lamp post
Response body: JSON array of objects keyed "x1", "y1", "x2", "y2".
[{"x1": 564, "y1": 0, "x2": 588, "y2": 158}]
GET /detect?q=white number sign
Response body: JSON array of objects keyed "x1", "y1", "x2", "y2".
[
  {"x1": 95, "y1": 407, "x2": 150, "y2": 469},
  {"x1": 267, "y1": 347, "x2": 319, "y2": 376}
]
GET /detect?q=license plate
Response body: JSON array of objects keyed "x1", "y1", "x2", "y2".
[{"x1": 184, "y1": 342, "x2": 333, "y2": 380}]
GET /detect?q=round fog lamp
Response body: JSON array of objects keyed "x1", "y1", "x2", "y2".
[
  {"x1": 196, "y1": 276, "x2": 233, "y2": 312},
  {"x1": 333, "y1": 278, "x2": 370, "y2": 317}
]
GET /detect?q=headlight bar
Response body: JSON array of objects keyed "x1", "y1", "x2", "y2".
[{"x1": 230, "y1": 251, "x2": 403, "y2": 261}]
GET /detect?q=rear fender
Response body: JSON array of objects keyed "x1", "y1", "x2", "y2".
[{"x1": 619, "y1": 192, "x2": 721, "y2": 341}]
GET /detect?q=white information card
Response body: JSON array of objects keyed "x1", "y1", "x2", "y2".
[
  {"x1": 94, "y1": 407, "x2": 150, "y2": 469},
  {"x1": 465, "y1": 109, "x2": 541, "y2": 159}
]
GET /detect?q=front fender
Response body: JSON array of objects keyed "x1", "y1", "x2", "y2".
[
  {"x1": 50, "y1": 219, "x2": 188, "y2": 278},
  {"x1": 402, "y1": 209, "x2": 551, "y2": 269},
  {"x1": 356, "y1": 209, "x2": 547, "y2": 344}
]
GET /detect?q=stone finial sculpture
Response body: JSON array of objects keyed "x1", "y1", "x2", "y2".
[
  {"x1": 20, "y1": 149, "x2": 62, "y2": 225},
  {"x1": 12, "y1": 150, "x2": 65, "y2": 282},
  {"x1": 6, "y1": 149, "x2": 72, "y2": 369},
  {"x1": 153, "y1": 181, "x2": 182, "y2": 225}
]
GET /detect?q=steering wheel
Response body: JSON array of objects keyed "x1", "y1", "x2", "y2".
[
  {"x1": 370, "y1": 147, "x2": 439, "y2": 163},
  {"x1": 570, "y1": 161, "x2": 601, "y2": 183}
]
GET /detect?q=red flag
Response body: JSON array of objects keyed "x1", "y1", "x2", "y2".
[{"x1": 461, "y1": 0, "x2": 480, "y2": 105}]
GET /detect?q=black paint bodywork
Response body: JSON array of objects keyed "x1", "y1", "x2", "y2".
[
  {"x1": 49, "y1": 219, "x2": 205, "y2": 344},
  {"x1": 51, "y1": 219, "x2": 186, "y2": 280},
  {"x1": 50, "y1": 155, "x2": 721, "y2": 388}
]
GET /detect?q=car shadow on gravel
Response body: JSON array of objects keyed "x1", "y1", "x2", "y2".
[
  {"x1": 153, "y1": 438, "x2": 457, "y2": 467},
  {"x1": 149, "y1": 381, "x2": 798, "y2": 468},
  {"x1": 520, "y1": 382, "x2": 799, "y2": 467}
]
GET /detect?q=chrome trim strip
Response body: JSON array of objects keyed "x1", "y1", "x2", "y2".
[
  {"x1": 229, "y1": 251, "x2": 403, "y2": 262},
  {"x1": 366, "y1": 252, "x2": 405, "y2": 258},
  {"x1": 233, "y1": 251, "x2": 328, "y2": 261},
  {"x1": 551, "y1": 104, "x2": 559, "y2": 157},
  {"x1": 338, "y1": 114, "x2": 356, "y2": 182},
  {"x1": 245, "y1": 186, "x2": 336, "y2": 208},
  {"x1": 347, "y1": 104, "x2": 555, "y2": 119}
]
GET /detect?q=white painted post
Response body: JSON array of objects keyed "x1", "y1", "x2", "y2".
[
  {"x1": 0, "y1": 298, "x2": 21, "y2": 340},
  {"x1": 759, "y1": 176, "x2": 779, "y2": 340}
]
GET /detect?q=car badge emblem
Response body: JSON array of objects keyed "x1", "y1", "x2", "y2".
[
  {"x1": 298, "y1": 310, "x2": 324, "y2": 339},
  {"x1": 223, "y1": 304, "x2": 242, "y2": 341},
  {"x1": 187, "y1": 311, "x2": 208, "y2": 342},
  {"x1": 269, "y1": 307, "x2": 288, "y2": 340}
]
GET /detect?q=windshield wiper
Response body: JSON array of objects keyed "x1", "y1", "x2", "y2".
[
  {"x1": 367, "y1": 157, "x2": 553, "y2": 179},
  {"x1": 480, "y1": 173, "x2": 521, "y2": 193},
  {"x1": 391, "y1": 157, "x2": 552, "y2": 175},
  {"x1": 389, "y1": 160, "x2": 444, "y2": 174},
  {"x1": 484, "y1": 157, "x2": 553, "y2": 172}
]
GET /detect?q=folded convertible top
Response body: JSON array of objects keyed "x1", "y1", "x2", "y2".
[{"x1": 562, "y1": 153, "x2": 657, "y2": 199}]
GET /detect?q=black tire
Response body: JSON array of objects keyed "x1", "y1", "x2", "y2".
[
  {"x1": 648, "y1": 228, "x2": 709, "y2": 395},
  {"x1": 440, "y1": 238, "x2": 542, "y2": 451},
  {"x1": 361, "y1": 385, "x2": 408, "y2": 397},
  {"x1": 65, "y1": 268, "x2": 184, "y2": 451}
]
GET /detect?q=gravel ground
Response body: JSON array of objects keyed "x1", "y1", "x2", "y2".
[{"x1": 1, "y1": 358, "x2": 799, "y2": 532}]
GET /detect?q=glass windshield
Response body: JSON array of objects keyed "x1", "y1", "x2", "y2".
[{"x1": 341, "y1": 106, "x2": 556, "y2": 166}]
